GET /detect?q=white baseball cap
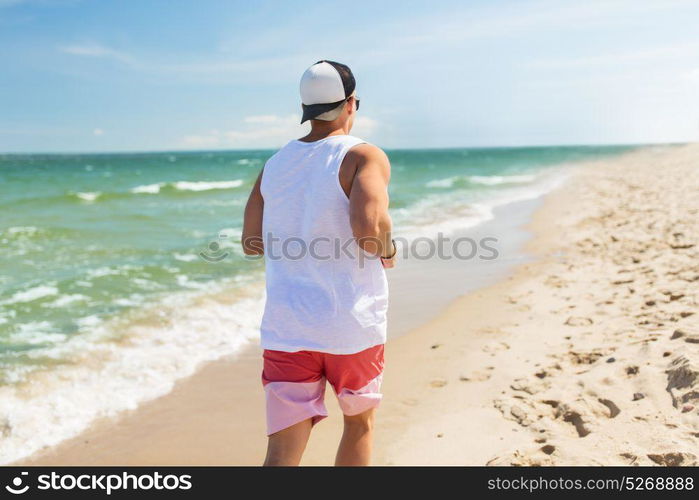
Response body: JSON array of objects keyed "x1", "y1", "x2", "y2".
[{"x1": 299, "y1": 60, "x2": 356, "y2": 123}]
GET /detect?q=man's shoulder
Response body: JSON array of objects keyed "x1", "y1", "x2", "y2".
[{"x1": 346, "y1": 142, "x2": 389, "y2": 166}]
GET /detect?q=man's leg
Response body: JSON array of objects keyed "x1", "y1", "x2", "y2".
[
  {"x1": 262, "y1": 349, "x2": 328, "y2": 466},
  {"x1": 264, "y1": 417, "x2": 313, "y2": 466},
  {"x1": 335, "y1": 408, "x2": 375, "y2": 466},
  {"x1": 325, "y1": 345, "x2": 384, "y2": 466}
]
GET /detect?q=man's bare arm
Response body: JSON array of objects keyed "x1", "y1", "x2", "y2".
[
  {"x1": 347, "y1": 144, "x2": 393, "y2": 260},
  {"x1": 241, "y1": 170, "x2": 264, "y2": 255}
]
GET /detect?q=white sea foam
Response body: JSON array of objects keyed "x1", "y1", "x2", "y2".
[
  {"x1": 76, "y1": 315, "x2": 101, "y2": 329},
  {"x1": 0, "y1": 309, "x2": 16, "y2": 319},
  {"x1": 176, "y1": 275, "x2": 208, "y2": 289},
  {"x1": 173, "y1": 180, "x2": 243, "y2": 191},
  {"x1": 475, "y1": 169, "x2": 569, "y2": 208},
  {"x1": 203, "y1": 198, "x2": 245, "y2": 207},
  {"x1": 5, "y1": 226, "x2": 38, "y2": 237},
  {"x1": 10, "y1": 321, "x2": 66, "y2": 345},
  {"x1": 86, "y1": 267, "x2": 122, "y2": 279},
  {"x1": 426, "y1": 173, "x2": 537, "y2": 189},
  {"x1": 468, "y1": 174, "x2": 536, "y2": 185},
  {"x1": 425, "y1": 177, "x2": 459, "y2": 188},
  {"x1": 75, "y1": 192, "x2": 101, "y2": 202},
  {"x1": 0, "y1": 285, "x2": 265, "y2": 464},
  {"x1": 403, "y1": 168, "x2": 569, "y2": 240},
  {"x1": 218, "y1": 227, "x2": 241, "y2": 239},
  {"x1": 5, "y1": 285, "x2": 58, "y2": 304},
  {"x1": 43, "y1": 294, "x2": 89, "y2": 308},
  {"x1": 113, "y1": 294, "x2": 144, "y2": 307},
  {"x1": 130, "y1": 182, "x2": 164, "y2": 194},
  {"x1": 130, "y1": 179, "x2": 243, "y2": 194},
  {"x1": 131, "y1": 278, "x2": 164, "y2": 291},
  {"x1": 173, "y1": 253, "x2": 199, "y2": 262},
  {"x1": 396, "y1": 201, "x2": 495, "y2": 241}
]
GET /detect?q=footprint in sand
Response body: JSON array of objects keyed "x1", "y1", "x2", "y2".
[
  {"x1": 482, "y1": 342, "x2": 510, "y2": 353},
  {"x1": 563, "y1": 411, "x2": 591, "y2": 437},
  {"x1": 598, "y1": 398, "x2": 621, "y2": 418},
  {"x1": 564, "y1": 316, "x2": 594, "y2": 326},
  {"x1": 460, "y1": 371, "x2": 491, "y2": 382},
  {"x1": 619, "y1": 452, "x2": 639, "y2": 465},
  {"x1": 568, "y1": 349, "x2": 609, "y2": 365},
  {"x1": 612, "y1": 278, "x2": 635, "y2": 285},
  {"x1": 647, "y1": 452, "x2": 697, "y2": 466},
  {"x1": 510, "y1": 379, "x2": 547, "y2": 395},
  {"x1": 510, "y1": 405, "x2": 532, "y2": 427},
  {"x1": 553, "y1": 403, "x2": 592, "y2": 438},
  {"x1": 494, "y1": 399, "x2": 533, "y2": 427},
  {"x1": 430, "y1": 379, "x2": 448, "y2": 388},
  {"x1": 541, "y1": 444, "x2": 556, "y2": 455}
]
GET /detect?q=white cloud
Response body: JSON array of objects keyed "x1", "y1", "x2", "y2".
[
  {"x1": 92, "y1": 128, "x2": 104, "y2": 136},
  {"x1": 351, "y1": 116, "x2": 379, "y2": 138},
  {"x1": 56, "y1": 41, "x2": 308, "y2": 84},
  {"x1": 59, "y1": 43, "x2": 134, "y2": 64},
  {"x1": 182, "y1": 115, "x2": 380, "y2": 150},
  {"x1": 222, "y1": 114, "x2": 304, "y2": 149},
  {"x1": 223, "y1": 115, "x2": 303, "y2": 148}
]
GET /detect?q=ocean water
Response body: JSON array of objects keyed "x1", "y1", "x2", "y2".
[{"x1": 0, "y1": 144, "x2": 637, "y2": 462}]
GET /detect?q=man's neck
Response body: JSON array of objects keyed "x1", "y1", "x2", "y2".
[{"x1": 299, "y1": 123, "x2": 349, "y2": 143}]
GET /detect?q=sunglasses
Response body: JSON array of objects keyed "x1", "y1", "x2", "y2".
[{"x1": 349, "y1": 95, "x2": 360, "y2": 111}]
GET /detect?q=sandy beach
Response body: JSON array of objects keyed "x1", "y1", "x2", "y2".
[{"x1": 22, "y1": 144, "x2": 698, "y2": 466}]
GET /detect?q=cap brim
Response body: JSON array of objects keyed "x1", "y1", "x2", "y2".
[{"x1": 301, "y1": 99, "x2": 345, "y2": 123}]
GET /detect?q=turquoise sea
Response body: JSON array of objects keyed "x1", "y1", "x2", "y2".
[{"x1": 0, "y1": 144, "x2": 637, "y2": 462}]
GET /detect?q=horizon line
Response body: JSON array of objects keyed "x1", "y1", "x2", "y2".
[{"x1": 0, "y1": 140, "x2": 690, "y2": 157}]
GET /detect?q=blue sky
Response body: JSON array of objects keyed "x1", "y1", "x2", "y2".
[{"x1": 1, "y1": 0, "x2": 699, "y2": 152}]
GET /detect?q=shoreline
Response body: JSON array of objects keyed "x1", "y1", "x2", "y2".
[
  {"x1": 19, "y1": 197, "x2": 545, "y2": 466},
  {"x1": 17, "y1": 167, "x2": 554, "y2": 466},
  {"x1": 1, "y1": 146, "x2": 586, "y2": 465},
  {"x1": 21, "y1": 143, "x2": 698, "y2": 465}
]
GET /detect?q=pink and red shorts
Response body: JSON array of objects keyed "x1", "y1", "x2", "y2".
[{"x1": 262, "y1": 344, "x2": 384, "y2": 435}]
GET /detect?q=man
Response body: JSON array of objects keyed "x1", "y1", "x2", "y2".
[{"x1": 242, "y1": 60, "x2": 395, "y2": 466}]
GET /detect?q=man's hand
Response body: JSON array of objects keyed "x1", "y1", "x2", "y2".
[
  {"x1": 380, "y1": 239, "x2": 397, "y2": 269},
  {"x1": 380, "y1": 255, "x2": 396, "y2": 269}
]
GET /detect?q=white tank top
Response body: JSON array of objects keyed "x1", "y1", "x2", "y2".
[{"x1": 259, "y1": 135, "x2": 388, "y2": 354}]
